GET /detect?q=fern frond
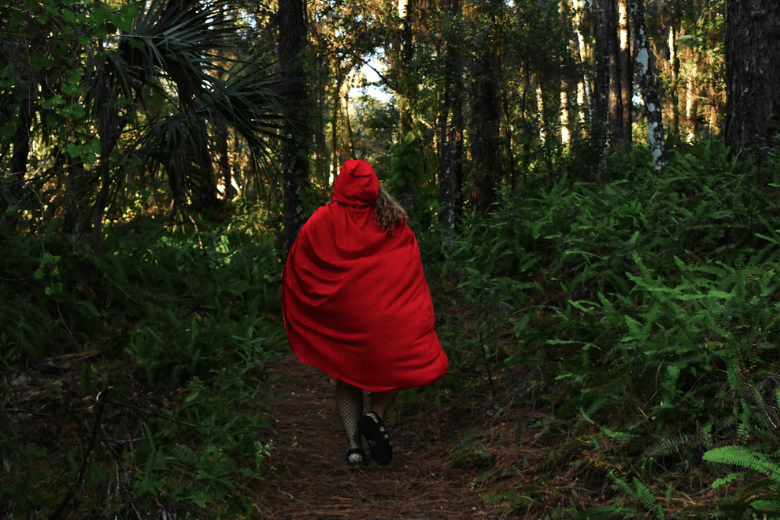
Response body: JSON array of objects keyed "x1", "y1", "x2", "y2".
[
  {"x1": 711, "y1": 472, "x2": 743, "y2": 488},
  {"x1": 703, "y1": 445, "x2": 780, "y2": 483}
]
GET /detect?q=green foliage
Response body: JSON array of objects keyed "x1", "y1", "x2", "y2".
[
  {"x1": 389, "y1": 132, "x2": 424, "y2": 188},
  {"x1": 0, "y1": 208, "x2": 285, "y2": 518},
  {"x1": 703, "y1": 446, "x2": 780, "y2": 515},
  {"x1": 433, "y1": 136, "x2": 780, "y2": 517}
]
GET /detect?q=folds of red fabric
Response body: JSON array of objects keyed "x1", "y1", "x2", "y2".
[{"x1": 281, "y1": 160, "x2": 448, "y2": 392}]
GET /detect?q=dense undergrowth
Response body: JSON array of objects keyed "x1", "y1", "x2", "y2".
[
  {"x1": 0, "y1": 203, "x2": 286, "y2": 518},
  {"x1": 432, "y1": 135, "x2": 780, "y2": 519},
  {"x1": 3, "y1": 135, "x2": 780, "y2": 519}
]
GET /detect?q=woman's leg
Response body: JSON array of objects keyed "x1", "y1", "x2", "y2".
[
  {"x1": 369, "y1": 390, "x2": 398, "y2": 419},
  {"x1": 335, "y1": 379, "x2": 364, "y2": 463},
  {"x1": 356, "y1": 389, "x2": 398, "y2": 466}
]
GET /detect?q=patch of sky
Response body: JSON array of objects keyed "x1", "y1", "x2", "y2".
[{"x1": 350, "y1": 51, "x2": 394, "y2": 105}]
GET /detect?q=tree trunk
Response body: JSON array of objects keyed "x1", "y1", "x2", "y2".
[
  {"x1": 314, "y1": 60, "x2": 328, "y2": 187},
  {"x1": 725, "y1": 0, "x2": 780, "y2": 159},
  {"x1": 92, "y1": 86, "x2": 127, "y2": 253},
  {"x1": 398, "y1": 0, "x2": 414, "y2": 138},
  {"x1": 572, "y1": 0, "x2": 592, "y2": 120},
  {"x1": 560, "y1": 84, "x2": 571, "y2": 146},
  {"x1": 61, "y1": 154, "x2": 90, "y2": 236},
  {"x1": 470, "y1": 50, "x2": 503, "y2": 213},
  {"x1": 631, "y1": 0, "x2": 667, "y2": 175},
  {"x1": 608, "y1": 0, "x2": 623, "y2": 144},
  {"x1": 438, "y1": 0, "x2": 464, "y2": 246},
  {"x1": 536, "y1": 85, "x2": 546, "y2": 145},
  {"x1": 618, "y1": 0, "x2": 632, "y2": 143},
  {"x1": 591, "y1": 0, "x2": 612, "y2": 178},
  {"x1": 9, "y1": 102, "x2": 33, "y2": 182},
  {"x1": 395, "y1": 0, "x2": 415, "y2": 209},
  {"x1": 341, "y1": 82, "x2": 356, "y2": 159},
  {"x1": 217, "y1": 119, "x2": 235, "y2": 199},
  {"x1": 469, "y1": 0, "x2": 503, "y2": 213},
  {"x1": 331, "y1": 63, "x2": 342, "y2": 184},
  {"x1": 667, "y1": 21, "x2": 680, "y2": 137},
  {"x1": 278, "y1": 0, "x2": 310, "y2": 254}
]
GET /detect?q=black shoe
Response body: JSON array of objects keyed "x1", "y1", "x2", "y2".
[
  {"x1": 346, "y1": 447, "x2": 368, "y2": 467},
  {"x1": 358, "y1": 412, "x2": 392, "y2": 466}
]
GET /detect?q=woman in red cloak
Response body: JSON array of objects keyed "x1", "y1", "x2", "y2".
[{"x1": 282, "y1": 159, "x2": 448, "y2": 466}]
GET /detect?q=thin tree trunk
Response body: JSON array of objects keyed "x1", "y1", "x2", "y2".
[
  {"x1": 398, "y1": 0, "x2": 414, "y2": 138},
  {"x1": 631, "y1": 0, "x2": 667, "y2": 175},
  {"x1": 667, "y1": 16, "x2": 680, "y2": 136},
  {"x1": 560, "y1": 85, "x2": 571, "y2": 146},
  {"x1": 9, "y1": 101, "x2": 33, "y2": 184},
  {"x1": 503, "y1": 89, "x2": 516, "y2": 186},
  {"x1": 438, "y1": 0, "x2": 464, "y2": 246},
  {"x1": 217, "y1": 120, "x2": 234, "y2": 199},
  {"x1": 618, "y1": 0, "x2": 632, "y2": 143},
  {"x1": 468, "y1": 0, "x2": 504, "y2": 213},
  {"x1": 61, "y1": 154, "x2": 89, "y2": 235},
  {"x1": 396, "y1": 0, "x2": 415, "y2": 209},
  {"x1": 331, "y1": 64, "x2": 342, "y2": 184},
  {"x1": 685, "y1": 62, "x2": 699, "y2": 135},
  {"x1": 92, "y1": 99, "x2": 125, "y2": 253},
  {"x1": 278, "y1": 0, "x2": 310, "y2": 254},
  {"x1": 470, "y1": 51, "x2": 503, "y2": 213},
  {"x1": 608, "y1": 0, "x2": 623, "y2": 144},
  {"x1": 572, "y1": 0, "x2": 592, "y2": 120},
  {"x1": 591, "y1": 0, "x2": 611, "y2": 178},
  {"x1": 341, "y1": 83, "x2": 356, "y2": 159},
  {"x1": 725, "y1": 0, "x2": 780, "y2": 159},
  {"x1": 536, "y1": 85, "x2": 546, "y2": 145},
  {"x1": 314, "y1": 60, "x2": 328, "y2": 187}
]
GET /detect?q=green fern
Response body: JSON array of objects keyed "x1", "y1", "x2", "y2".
[{"x1": 704, "y1": 446, "x2": 780, "y2": 483}]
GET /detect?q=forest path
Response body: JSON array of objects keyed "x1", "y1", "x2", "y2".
[{"x1": 261, "y1": 351, "x2": 500, "y2": 519}]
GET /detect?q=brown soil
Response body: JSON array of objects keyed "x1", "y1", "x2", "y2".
[{"x1": 261, "y1": 352, "x2": 513, "y2": 519}]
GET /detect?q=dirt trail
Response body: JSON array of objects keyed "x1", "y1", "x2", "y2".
[{"x1": 261, "y1": 352, "x2": 499, "y2": 519}]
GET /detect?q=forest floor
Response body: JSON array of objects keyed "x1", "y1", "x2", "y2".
[{"x1": 259, "y1": 351, "x2": 580, "y2": 520}]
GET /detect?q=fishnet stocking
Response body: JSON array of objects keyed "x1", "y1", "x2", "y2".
[
  {"x1": 369, "y1": 390, "x2": 398, "y2": 419},
  {"x1": 335, "y1": 380, "x2": 363, "y2": 451}
]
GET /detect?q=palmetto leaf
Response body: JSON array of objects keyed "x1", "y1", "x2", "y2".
[{"x1": 78, "y1": 0, "x2": 289, "y2": 212}]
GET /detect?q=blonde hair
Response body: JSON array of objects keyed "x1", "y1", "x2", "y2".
[{"x1": 373, "y1": 185, "x2": 408, "y2": 234}]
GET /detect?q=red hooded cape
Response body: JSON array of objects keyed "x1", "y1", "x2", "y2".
[{"x1": 282, "y1": 160, "x2": 448, "y2": 392}]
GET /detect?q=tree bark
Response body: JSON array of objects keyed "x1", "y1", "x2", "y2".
[
  {"x1": 608, "y1": 0, "x2": 624, "y2": 144},
  {"x1": 438, "y1": 0, "x2": 464, "y2": 245},
  {"x1": 591, "y1": 0, "x2": 612, "y2": 178},
  {"x1": 278, "y1": 0, "x2": 310, "y2": 254},
  {"x1": 618, "y1": 0, "x2": 632, "y2": 143},
  {"x1": 217, "y1": 119, "x2": 235, "y2": 199},
  {"x1": 92, "y1": 83, "x2": 127, "y2": 253},
  {"x1": 560, "y1": 84, "x2": 571, "y2": 145},
  {"x1": 398, "y1": 0, "x2": 414, "y2": 138},
  {"x1": 395, "y1": 0, "x2": 415, "y2": 209},
  {"x1": 470, "y1": 50, "x2": 503, "y2": 213},
  {"x1": 667, "y1": 19, "x2": 680, "y2": 136},
  {"x1": 331, "y1": 62, "x2": 342, "y2": 184},
  {"x1": 61, "y1": 154, "x2": 90, "y2": 236},
  {"x1": 314, "y1": 59, "x2": 328, "y2": 187},
  {"x1": 469, "y1": 0, "x2": 503, "y2": 213},
  {"x1": 9, "y1": 101, "x2": 33, "y2": 185},
  {"x1": 572, "y1": 0, "x2": 592, "y2": 121},
  {"x1": 3, "y1": 48, "x2": 36, "y2": 212},
  {"x1": 725, "y1": 0, "x2": 780, "y2": 159},
  {"x1": 631, "y1": 0, "x2": 667, "y2": 175}
]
